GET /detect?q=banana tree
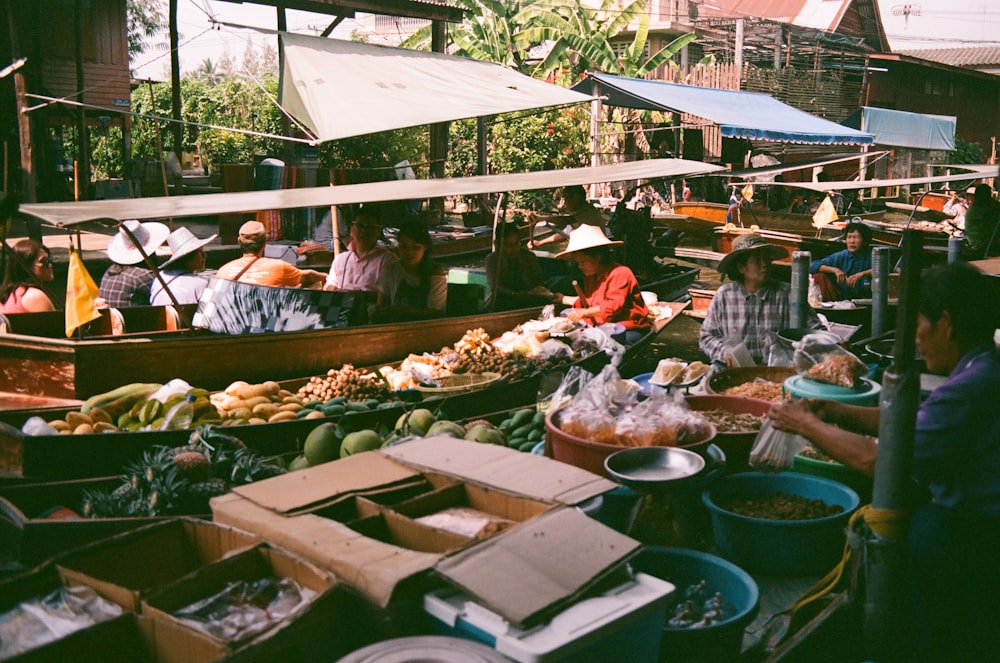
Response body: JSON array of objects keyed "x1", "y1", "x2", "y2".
[{"x1": 522, "y1": 0, "x2": 696, "y2": 161}]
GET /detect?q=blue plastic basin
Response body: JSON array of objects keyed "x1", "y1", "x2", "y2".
[
  {"x1": 702, "y1": 472, "x2": 860, "y2": 576},
  {"x1": 632, "y1": 547, "x2": 760, "y2": 663}
]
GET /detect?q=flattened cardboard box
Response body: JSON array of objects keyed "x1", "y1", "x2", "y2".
[{"x1": 211, "y1": 437, "x2": 629, "y2": 622}]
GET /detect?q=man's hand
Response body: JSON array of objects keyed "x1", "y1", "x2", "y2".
[{"x1": 845, "y1": 272, "x2": 867, "y2": 288}]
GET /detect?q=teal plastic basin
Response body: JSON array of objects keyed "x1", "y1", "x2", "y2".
[
  {"x1": 702, "y1": 472, "x2": 860, "y2": 576},
  {"x1": 783, "y1": 375, "x2": 881, "y2": 406}
]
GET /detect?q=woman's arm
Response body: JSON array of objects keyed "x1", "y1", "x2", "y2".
[
  {"x1": 22, "y1": 287, "x2": 55, "y2": 312},
  {"x1": 769, "y1": 398, "x2": 878, "y2": 477}
]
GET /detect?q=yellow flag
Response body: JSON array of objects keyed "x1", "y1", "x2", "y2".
[
  {"x1": 741, "y1": 182, "x2": 755, "y2": 203},
  {"x1": 65, "y1": 247, "x2": 101, "y2": 337},
  {"x1": 812, "y1": 195, "x2": 839, "y2": 228}
]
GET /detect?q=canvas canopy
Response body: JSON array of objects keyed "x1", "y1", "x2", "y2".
[
  {"x1": 20, "y1": 159, "x2": 725, "y2": 227},
  {"x1": 842, "y1": 107, "x2": 956, "y2": 151},
  {"x1": 279, "y1": 33, "x2": 593, "y2": 143},
  {"x1": 768, "y1": 164, "x2": 997, "y2": 192},
  {"x1": 572, "y1": 73, "x2": 874, "y2": 146}
]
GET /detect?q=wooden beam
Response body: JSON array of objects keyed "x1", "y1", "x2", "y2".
[
  {"x1": 213, "y1": 0, "x2": 465, "y2": 23},
  {"x1": 170, "y1": 0, "x2": 184, "y2": 157}
]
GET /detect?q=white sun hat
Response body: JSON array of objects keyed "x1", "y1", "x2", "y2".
[{"x1": 106, "y1": 220, "x2": 170, "y2": 265}]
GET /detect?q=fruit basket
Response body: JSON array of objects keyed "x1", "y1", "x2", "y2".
[{"x1": 414, "y1": 373, "x2": 503, "y2": 397}]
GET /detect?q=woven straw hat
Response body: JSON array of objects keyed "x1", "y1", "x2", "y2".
[
  {"x1": 106, "y1": 220, "x2": 170, "y2": 265},
  {"x1": 555, "y1": 224, "x2": 622, "y2": 258},
  {"x1": 716, "y1": 233, "x2": 787, "y2": 277},
  {"x1": 161, "y1": 227, "x2": 217, "y2": 268}
]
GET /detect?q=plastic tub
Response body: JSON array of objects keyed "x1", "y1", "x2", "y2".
[
  {"x1": 783, "y1": 375, "x2": 881, "y2": 406},
  {"x1": 632, "y1": 547, "x2": 759, "y2": 663},
  {"x1": 792, "y1": 454, "x2": 873, "y2": 504},
  {"x1": 683, "y1": 395, "x2": 772, "y2": 470},
  {"x1": 702, "y1": 472, "x2": 860, "y2": 576},
  {"x1": 546, "y1": 407, "x2": 717, "y2": 479}
]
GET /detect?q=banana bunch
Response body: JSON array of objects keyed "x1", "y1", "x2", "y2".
[{"x1": 117, "y1": 388, "x2": 220, "y2": 431}]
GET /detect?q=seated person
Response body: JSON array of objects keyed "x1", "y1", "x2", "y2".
[
  {"x1": 699, "y1": 233, "x2": 823, "y2": 366},
  {"x1": 787, "y1": 193, "x2": 810, "y2": 215},
  {"x1": 809, "y1": 221, "x2": 873, "y2": 301},
  {"x1": 553, "y1": 225, "x2": 649, "y2": 344},
  {"x1": 296, "y1": 208, "x2": 342, "y2": 258},
  {"x1": 1, "y1": 239, "x2": 56, "y2": 313},
  {"x1": 324, "y1": 212, "x2": 397, "y2": 294},
  {"x1": 99, "y1": 220, "x2": 171, "y2": 308},
  {"x1": 150, "y1": 227, "x2": 216, "y2": 306},
  {"x1": 371, "y1": 220, "x2": 446, "y2": 323},
  {"x1": 768, "y1": 262, "x2": 1000, "y2": 663},
  {"x1": 216, "y1": 221, "x2": 326, "y2": 288},
  {"x1": 527, "y1": 185, "x2": 608, "y2": 249},
  {"x1": 485, "y1": 222, "x2": 553, "y2": 310}
]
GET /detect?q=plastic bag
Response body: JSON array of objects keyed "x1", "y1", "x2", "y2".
[
  {"x1": 174, "y1": 576, "x2": 315, "y2": 643},
  {"x1": 0, "y1": 586, "x2": 122, "y2": 659},
  {"x1": 792, "y1": 332, "x2": 869, "y2": 388},
  {"x1": 748, "y1": 419, "x2": 808, "y2": 472}
]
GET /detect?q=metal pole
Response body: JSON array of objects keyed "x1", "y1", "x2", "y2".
[
  {"x1": 864, "y1": 229, "x2": 923, "y2": 661},
  {"x1": 948, "y1": 235, "x2": 964, "y2": 263},
  {"x1": 790, "y1": 250, "x2": 810, "y2": 328},
  {"x1": 871, "y1": 247, "x2": 891, "y2": 337}
]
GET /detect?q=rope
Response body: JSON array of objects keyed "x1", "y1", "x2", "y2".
[{"x1": 790, "y1": 504, "x2": 909, "y2": 618}]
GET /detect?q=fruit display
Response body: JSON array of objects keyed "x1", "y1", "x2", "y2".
[
  {"x1": 36, "y1": 385, "x2": 221, "y2": 434},
  {"x1": 80, "y1": 426, "x2": 286, "y2": 518},
  {"x1": 212, "y1": 380, "x2": 324, "y2": 426},
  {"x1": 296, "y1": 364, "x2": 391, "y2": 403},
  {"x1": 495, "y1": 408, "x2": 548, "y2": 453}
]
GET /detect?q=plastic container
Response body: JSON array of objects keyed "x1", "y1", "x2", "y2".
[
  {"x1": 683, "y1": 395, "x2": 772, "y2": 470},
  {"x1": 705, "y1": 367, "x2": 797, "y2": 397},
  {"x1": 576, "y1": 486, "x2": 644, "y2": 534},
  {"x1": 702, "y1": 472, "x2": 860, "y2": 576},
  {"x1": 792, "y1": 454, "x2": 873, "y2": 504},
  {"x1": 424, "y1": 572, "x2": 675, "y2": 662},
  {"x1": 336, "y1": 636, "x2": 511, "y2": 663},
  {"x1": 631, "y1": 547, "x2": 760, "y2": 663},
  {"x1": 545, "y1": 407, "x2": 717, "y2": 479},
  {"x1": 783, "y1": 375, "x2": 881, "y2": 406},
  {"x1": 415, "y1": 373, "x2": 502, "y2": 398}
]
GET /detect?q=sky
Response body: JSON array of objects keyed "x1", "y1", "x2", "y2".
[{"x1": 131, "y1": 0, "x2": 1000, "y2": 81}]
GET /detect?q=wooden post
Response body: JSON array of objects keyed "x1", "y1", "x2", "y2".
[
  {"x1": 147, "y1": 80, "x2": 170, "y2": 202},
  {"x1": 74, "y1": 0, "x2": 90, "y2": 200},
  {"x1": 169, "y1": 0, "x2": 183, "y2": 159},
  {"x1": 277, "y1": 4, "x2": 294, "y2": 165}
]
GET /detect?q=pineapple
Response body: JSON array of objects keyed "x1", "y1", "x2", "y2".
[{"x1": 171, "y1": 450, "x2": 211, "y2": 481}]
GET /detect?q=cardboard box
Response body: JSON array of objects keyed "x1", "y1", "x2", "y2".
[
  {"x1": 55, "y1": 518, "x2": 262, "y2": 612},
  {"x1": 424, "y1": 572, "x2": 675, "y2": 662},
  {"x1": 211, "y1": 437, "x2": 632, "y2": 625},
  {"x1": 0, "y1": 477, "x2": 179, "y2": 567},
  {"x1": 140, "y1": 544, "x2": 348, "y2": 663}
]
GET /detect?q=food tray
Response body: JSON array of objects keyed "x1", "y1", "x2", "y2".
[{"x1": 415, "y1": 373, "x2": 503, "y2": 397}]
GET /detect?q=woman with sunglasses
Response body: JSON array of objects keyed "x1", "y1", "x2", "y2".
[{"x1": 1, "y1": 239, "x2": 56, "y2": 313}]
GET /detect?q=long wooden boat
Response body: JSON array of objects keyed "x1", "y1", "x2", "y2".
[
  {"x1": 671, "y1": 201, "x2": 886, "y2": 236},
  {"x1": 0, "y1": 311, "x2": 686, "y2": 481},
  {"x1": 0, "y1": 304, "x2": 545, "y2": 401}
]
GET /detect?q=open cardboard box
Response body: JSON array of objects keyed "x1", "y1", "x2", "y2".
[
  {"x1": 54, "y1": 518, "x2": 262, "y2": 612},
  {"x1": 139, "y1": 544, "x2": 349, "y2": 663},
  {"x1": 211, "y1": 436, "x2": 635, "y2": 627},
  {"x1": 0, "y1": 477, "x2": 182, "y2": 568}
]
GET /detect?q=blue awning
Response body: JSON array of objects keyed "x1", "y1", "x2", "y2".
[
  {"x1": 842, "y1": 107, "x2": 955, "y2": 151},
  {"x1": 572, "y1": 73, "x2": 874, "y2": 146}
]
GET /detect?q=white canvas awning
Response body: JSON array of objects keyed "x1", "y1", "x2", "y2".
[
  {"x1": 21, "y1": 159, "x2": 725, "y2": 227},
  {"x1": 771, "y1": 164, "x2": 998, "y2": 192},
  {"x1": 279, "y1": 33, "x2": 593, "y2": 143}
]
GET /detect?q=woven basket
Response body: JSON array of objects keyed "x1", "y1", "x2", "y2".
[{"x1": 415, "y1": 372, "x2": 503, "y2": 397}]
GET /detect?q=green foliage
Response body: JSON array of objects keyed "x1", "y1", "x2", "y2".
[
  {"x1": 126, "y1": 0, "x2": 165, "y2": 58},
  {"x1": 482, "y1": 108, "x2": 590, "y2": 208},
  {"x1": 952, "y1": 137, "x2": 986, "y2": 165}
]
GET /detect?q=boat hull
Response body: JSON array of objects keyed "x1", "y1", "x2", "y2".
[
  {"x1": 672, "y1": 202, "x2": 885, "y2": 234},
  {"x1": 0, "y1": 307, "x2": 543, "y2": 400}
]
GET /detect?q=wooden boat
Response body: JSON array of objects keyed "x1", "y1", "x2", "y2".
[
  {"x1": 671, "y1": 201, "x2": 886, "y2": 236},
  {"x1": 0, "y1": 310, "x2": 686, "y2": 482},
  {"x1": 0, "y1": 304, "x2": 545, "y2": 401}
]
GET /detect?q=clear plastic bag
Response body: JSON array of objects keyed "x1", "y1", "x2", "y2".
[
  {"x1": 0, "y1": 585, "x2": 122, "y2": 659},
  {"x1": 748, "y1": 419, "x2": 809, "y2": 472},
  {"x1": 173, "y1": 576, "x2": 315, "y2": 643},
  {"x1": 792, "y1": 332, "x2": 869, "y2": 388}
]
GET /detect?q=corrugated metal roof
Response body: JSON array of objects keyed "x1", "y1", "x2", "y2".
[
  {"x1": 702, "y1": 0, "x2": 850, "y2": 33},
  {"x1": 900, "y1": 46, "x2": 1000, "y2": 68}
]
